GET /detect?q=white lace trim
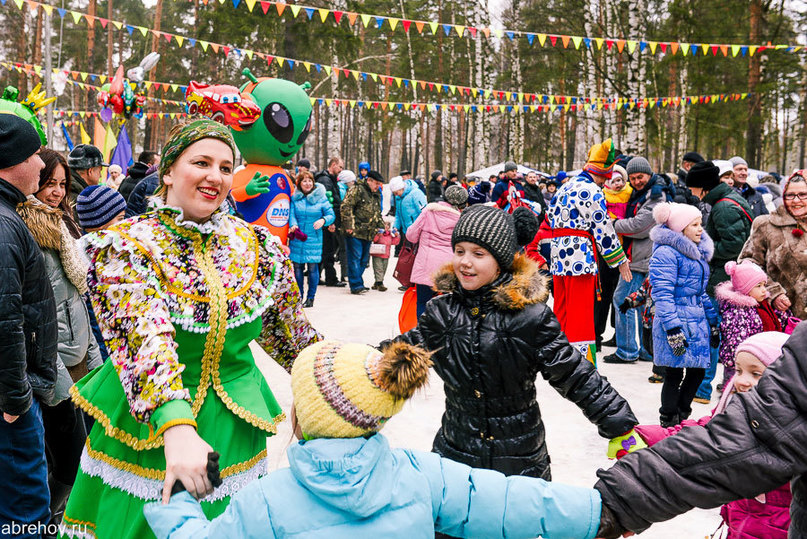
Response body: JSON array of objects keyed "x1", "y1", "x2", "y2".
[
  {"x1": 79, "y1": 447, "x2": 268, "y2": 502},
  {"x1": 154, "y1": 202, "x2": 228, "y2": 234}
]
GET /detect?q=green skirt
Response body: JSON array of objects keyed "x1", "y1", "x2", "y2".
[{"x1": 60, "y1": 321, "x2": 284, "y2": 539}]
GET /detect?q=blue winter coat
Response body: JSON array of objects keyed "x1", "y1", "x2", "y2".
[
  {"x1": 394, "y1": 180, "x2": 427, "y2": 234},
  {"x1": 145, "y1": 434, "x2": 601, "y2": 539},
  {"x1": 288, "y1": 183, "x2": 335, "y2": 264},
  {"x1": 649, "y1": 225, "x2": 718, "y2": 368}
]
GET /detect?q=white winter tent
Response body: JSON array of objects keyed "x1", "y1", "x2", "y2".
[{"x1": 465, "y1": 162, "x2": 550, "y2": 180}]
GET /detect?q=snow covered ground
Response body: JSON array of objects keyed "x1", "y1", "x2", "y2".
[{"x1": 256, "y1": 263, "x2": 721, "y2": 539}]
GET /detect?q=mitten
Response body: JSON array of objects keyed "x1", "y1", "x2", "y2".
[
  {"x1": 710, "y1": 326, "x2": 720, "y2": 348},
  {"x1": 666, "y1": 327, "x2": 688, "y2": 356},
  {"x1": 618, "y1": 299, "x2": 631, "y2": 314},
  {"x1": 245, "y1": 172, "x2": 271, "y2": 197},
  {"x1": 607, "y1": 429, "x2": 648, "y2": 460}
]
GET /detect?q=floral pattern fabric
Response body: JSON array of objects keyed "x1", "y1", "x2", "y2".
[{"x1": 84, "y1": 204, "x2": 321, "y2": 424}]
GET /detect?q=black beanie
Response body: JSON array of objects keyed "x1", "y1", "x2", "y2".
[
  {"x1": 0, "y1": 113, "x2": 42, "y2": 169},
  {"x1": 686, "y1": 160, "x2": 720, "y2": 191},
  {"x1": 452, "y1": 205, "x2": 518, "y2": 270}
]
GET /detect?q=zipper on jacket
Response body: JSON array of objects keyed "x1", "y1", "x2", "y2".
[{"x1": 64, "y1": 301, "x2": 75, "y2": 342}]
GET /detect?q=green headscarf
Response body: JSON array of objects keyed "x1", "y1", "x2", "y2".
[{"x1": 159, "y1": 119, "x2": 237, "y2": 179}]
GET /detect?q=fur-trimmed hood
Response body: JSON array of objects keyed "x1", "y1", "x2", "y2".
[
  {"x1": 292, "y1": 182, "x2": 328, "y2": 204},
  {"x1": 431, "y1": 253, "x2": 549, "y2": 311},
  {"x1": 715, "y1": 281, "x2": 761, "y2": 307},
  {"x1": 650, "y1": 224, "x2": 714, "y2": 261},
  {"x1": 16, "y1": 196, "x2": 88, "y2": 294},
  {"x1": 16, "y1": 196, "x2": 62, "y2": 250},
  {"x1": 423, "y1": 201, "x2": 461, "y2": 214}
]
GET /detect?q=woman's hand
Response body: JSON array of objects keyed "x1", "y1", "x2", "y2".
[
  {"x1": 327, "y1": 224, "x2": 336, "y2": 232},
  {"x1": 162, "y1": 424, "x2": 215, "y2": 504},
  {"x1": 313, "y1": 219, "x2": 325, "y2": 230},
  {"x1": 773, "y1": 294, "x2": 791, "y2": 311},
  {"x1": 2, "y1": 413, "x2": 18, "y2": 423},
  {"x1": 288, "y1": 225, "x2": 299, "y2": 233}
]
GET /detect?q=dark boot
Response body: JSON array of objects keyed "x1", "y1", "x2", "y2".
[
  {"x1": 45, "y1": 477, "x2": 73, "y2": 536},
  {"x1": 303, "y1": 298, "x2": 314, "y2": 308},
  {"x1": 659, "y1": 413, "x2": 679, "y2": 429},
  {"x1": 376, "y1": 282, "x2": 387, "y2": 292}
]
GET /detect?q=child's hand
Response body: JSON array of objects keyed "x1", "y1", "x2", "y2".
[
  {"x1": 607, "y1": 429, "x2": 648, "y2": 459},
  {"x1": 666, "y1": 328, "x2": 688, "y2": 356}
]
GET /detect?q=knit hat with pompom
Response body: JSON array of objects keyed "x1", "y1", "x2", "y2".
[
  {"x1": 452, "y1": 204, "x2": 538, "y2": 270},
  {"x1": 725, "y1": 260, "x2": 768, "y2": 296},
  {"x1": 652, "y1": 202, "x2": 702, "y2": 233},
  {"x1": 291, "y1": 340, "x2": 432, "y2": 439}
]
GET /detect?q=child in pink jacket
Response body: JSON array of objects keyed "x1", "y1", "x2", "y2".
[{"x1": 622, "y1": 332, "x2": 792, "y2": 538}]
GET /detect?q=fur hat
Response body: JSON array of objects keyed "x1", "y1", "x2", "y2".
[
  {"x1": 291, "y1": 340, "x2": 432, "y2": 439},
  {"x1": 652, "y1": 202, "x2": 702, "y2": 233},
  {"x1": 725, "y1": 260, "x2": 768, "y2": 296},
  {"x1": 686, "y1": 160, "x2": 720, "y2": 191}
]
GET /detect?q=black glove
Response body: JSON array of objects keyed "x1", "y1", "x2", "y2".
[
  {"x1": 618, "y1": 299, "x2": 631, "y2": 314},
  {"x1": 171, "y1": 451, "x2": 223, "y2": 495},
  {"x1": 710, "y1": 326, "x2": 720, "y2": 349},
  {"x1": 597, "y1": 502, "x2": 628, "y2": 539},
  {"x1": 666, "y1": 327, "x2": 688, "y2": 357}
]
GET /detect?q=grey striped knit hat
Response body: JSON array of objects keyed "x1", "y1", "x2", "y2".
[
  {"x1": 76, "y1": 185, "x2": 126, "y2": 229},
  {"x1": 451, "y1": 205, "x2": 517, "y2": 270}
]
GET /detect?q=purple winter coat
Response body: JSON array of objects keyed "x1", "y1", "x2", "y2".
[
  {"x1": 406, "y1": 202, "x2": 461, "y2": 287},
  {"x1": 715, "y1": 282, "x2": 790, "y2": 370}
]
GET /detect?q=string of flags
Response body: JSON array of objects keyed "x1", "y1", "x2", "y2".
[
  {"x1": 0, "y1": 0, "x2": 785, "y2": 109},
  {"x1": 0, "y1": 61, "x2": 186, "y2": 107},
  {"x1": 54, "y1": 109, "x2": 188, "y2": 120},
  {"x1": 179, "y1": 0, "x2": 802, "y2": 57},
  {"x1": 3, "y1": 58, "x2": 751, "y2": 115}
]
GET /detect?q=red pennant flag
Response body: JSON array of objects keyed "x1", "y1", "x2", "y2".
[
  {"x1": 549, "y1": 35, "x2": 557, "y2": 47},
  {"x1": 333, "y1": 11, "x2": 343, "y2": 23},
  {"x1": 266, "y1": 55, "x2": 274, "y2": 66},
  {"x1": 606, "y1": 39, "x2": 614, "y2": 50},
  {"x1": 486, "y1": 105, "x2": 491, "y2": 112},
  {"x1": 402, "y1": 19, "x2": 411, "y2": 32},
  {"x1": 163, "y1": 32, "x2": 172, "y2": 43},
  {"x1": 387, "y1": 76, "x2": 394, "y2": 85},
  {"x1": 99, "y1": 18, "x2": 108, "y2": 28},
  {"x1": 710, "y1": 45, "x2": 718, "y2": 56},
  {"x1": 343, "y1": 69, "x2": 350, "y2": 78},
  {"x1": 498, "y1": 91, "x2": 505, "y2": 100},
  {"x1": 468, "y1": 27, "x2": 477, "y2": 38},
  {"x1": 659, "y1": 43, "x2": 668, "y2": 53},
  {"x1": 222, "y1": 46, "x2": 230, "y2": 56},
  {"x1": 570, "y1": 104, "x2": 576, "y2": 112},
  {"x1": 428, "y1": 82, "x2": 434, "y2": 91},
  {"x1": 260, "y1": 1, "x2": 270, "y2": 14}
]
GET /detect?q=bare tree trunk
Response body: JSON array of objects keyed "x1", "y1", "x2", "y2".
[
  {"x1": 799, "y1": 64, "x2": 807, "y2": 167},
  {"x1": 746, "y1": 0, "x2": 763, "y2": 167}
]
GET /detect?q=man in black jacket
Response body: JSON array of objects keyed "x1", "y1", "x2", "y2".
[
  {"x1": 315, "y1": 157, "x2": 347, "y2": 287},
  {"x1": 118, "y1": 150, "x2": 159, "y2": 201},
  {"x1": 595, "y1": 322, "x2": 807, "y2": 538},
  {"x1": 0, "y1": 114, "x2": 58, "y2": 535}
]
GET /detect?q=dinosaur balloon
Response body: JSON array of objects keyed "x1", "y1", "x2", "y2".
[
  {"x1": 0, "y1": 83, "x2": 56, "y2": 145},
  {"x1": 230, "y1": 69, "x2": 313, "y2": 243}
]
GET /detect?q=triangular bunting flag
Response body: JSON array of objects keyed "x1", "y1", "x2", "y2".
[{"x1": 318, "y1": 8, "x2": 328, "y2": 22}]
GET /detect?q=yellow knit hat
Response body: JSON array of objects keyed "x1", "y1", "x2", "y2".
[
  {"x1": 291, "y1": 340, "x2": 432, "y2": 439},
  {"x1": 584, "y1": 138, "x2": 617, "y2": 176}
]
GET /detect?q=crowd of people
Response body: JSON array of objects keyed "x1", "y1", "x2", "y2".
[{"x1": 3, "y1": 109, "x2": 807, "y2": 539}]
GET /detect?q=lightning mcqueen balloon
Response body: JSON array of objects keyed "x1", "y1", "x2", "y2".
[{"x1": 184, "y1": 81, "x2": 261, "y2": 131}]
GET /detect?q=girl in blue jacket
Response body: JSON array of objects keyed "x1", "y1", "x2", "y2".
[
  {"x1": 649, "y1": 202, "x2": 719, "y2": 428},
  {"x1": 289, "y1": 171, "x2": 335, "y2": 308},
  {"x1": 145, "y1": 340, "x2": 606, "y2": 539}
]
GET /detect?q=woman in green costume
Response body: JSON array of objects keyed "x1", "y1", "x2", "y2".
[{"x1": 59, "y1": 119, "x2": 322, "y2": 539}]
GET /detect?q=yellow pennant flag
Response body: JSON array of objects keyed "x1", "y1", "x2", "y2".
[
  {"x1": 429, "y1": 21, "x2": 439, "y2": 34},
  {"x1": 138, "y1": 27, "x2": 148, "y2": 37},
  {"x1": 318, "y1": 8, "x2": 328, "y2": 22},
  {"x1": 245, "y1": 0, "x2": 257, "y2": 12},
  {"x1": 103, "y1": 123, "x2": 117, "y2": 167},
  {"x1": 731, "y1": 45, "x2": 740, "y2": 57},
  {"x1": 649, "y1": 41, "x2": 658, "y2": 54},
  {"x1": 175, "y1": 35, "x2": 185, "y2": 47},
  {"x1": 627, "y1": 40, "x2": 638, "y2": 54},
  {"x1": 245, "y1": 49, "x2": 254, "y2": 60},
  {"x1": 79, "y1": 122, "x2": 91, "y2": 144},
  {"x1": 112, "y1": 21, "x2": 122, "y2": 30},
  {"x1": 361, "y1": 14, "x2": 372, "y2": 27},
  {"x1": 455, "y1": 25, "x2": 465, "y2": 37},
  {"x1": 572, "y1": 36, "x2": 583, "y2": 49},
  {"x1": 290, "y1": 5, "x2": 301, "y2": 17},
  {"x1": 80, "y1": 72, "x2": 88, "y2": 81},
  {"x1": 70, "y1": 11, "x2": 82, "y2": 24},
  {"x1": 594, "y1": 37, "x2": 604, "y2": 50},
  {"x1": 200, "y1": 41, "x2": 209, "y2": 51},
  {"x1": 389, "y1": 18, "x2": 399, "y2": 31},
  {"x1": 323, "y1": 65, "x2": 332, "y2": 76},
  {"x1": 538, "y1": 34, "x2": 547, "y2": 46}
]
